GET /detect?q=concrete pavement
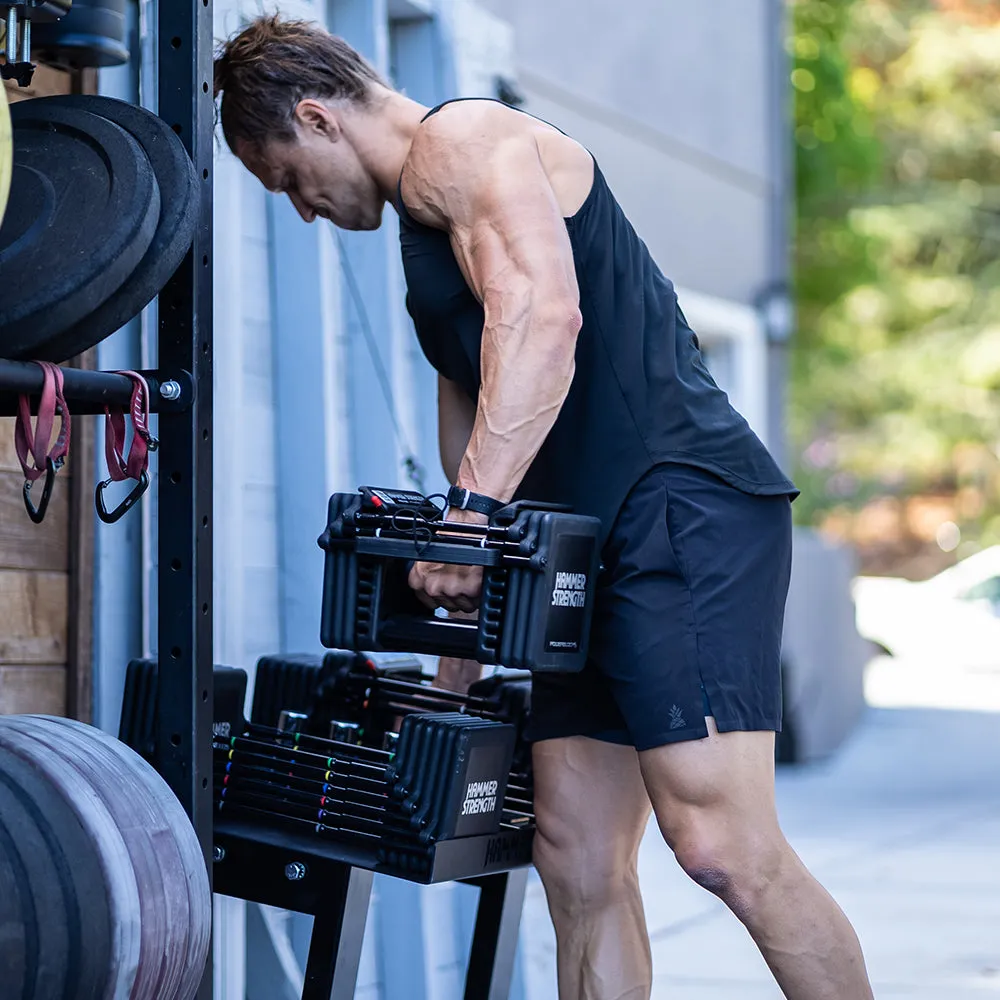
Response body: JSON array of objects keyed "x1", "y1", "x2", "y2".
[{"x1": 518, "y1": 659, "x2": 1000, "y2": 998}]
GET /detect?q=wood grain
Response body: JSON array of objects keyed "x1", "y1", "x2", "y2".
[
  {"x1": 0, "y1": 570, "x2": 67, "y2": 664},
  {"x1": 0, "y1": 418, "x2": 18, "y2": 472},
  {"x1": 0, "y1": 415, "x2": 85, "y2": 476},
  {"x1": 0, "y1": 666, "x2": 67, "y2": 715},
  {"x1": 0, "y1": 470, "x2": 70, "y2": 571}
]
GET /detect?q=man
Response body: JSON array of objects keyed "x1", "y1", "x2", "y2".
[{"x1": 215, "y1": 15, "x2": 873, "y2": 999}]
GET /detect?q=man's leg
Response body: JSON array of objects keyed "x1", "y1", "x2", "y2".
[
  {"x1": 533, "y1": 735, "x2": 653, "y2": 1000},
  {"x1": 639, "y1": 718, "x2": 873, "y2": 1000}
]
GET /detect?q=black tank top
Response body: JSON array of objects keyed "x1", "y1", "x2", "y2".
[{"x1": 397, "y1": 99, "x2": 797, "y2": 545}]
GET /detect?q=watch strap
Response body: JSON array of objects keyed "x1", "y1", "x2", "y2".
[{"x1": 446, "y1": 485, "x2": 505, "y2": 518}]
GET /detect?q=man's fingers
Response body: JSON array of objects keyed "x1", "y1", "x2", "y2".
[
  {"x1": 408, "y1": 561, "x2": 482, "y2": 613},
  {"x1": 415, "y1": 589, "x2": 439, "y2": 611}
]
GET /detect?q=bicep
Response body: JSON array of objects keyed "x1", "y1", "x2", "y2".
[{"x1": 438, "y1": 375, "x2": 476, "y2": 483}]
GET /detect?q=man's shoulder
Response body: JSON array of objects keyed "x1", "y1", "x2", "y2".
[
  {"x1": 401, "y1": 101, "x2": 539, "y2": 226},
  {"x1": 410, "y1": 99, "x2": 535, "y2": 166}
]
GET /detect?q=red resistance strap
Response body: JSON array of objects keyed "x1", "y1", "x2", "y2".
[
  {"x1": 102, "y1": 370, "x2": 156, "y2": 483},
  {"x1": 96, "y1": 370, "x2": 158, "y2": 525},
  {"x1": 15, "y1": 360, "x2": 71, "y2": 483},
  {"x1": 14, "y1": 361, "x2": 72, "y2": 524}
]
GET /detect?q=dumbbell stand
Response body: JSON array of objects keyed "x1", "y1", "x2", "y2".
[{"x1": 213, "y1": 817, "x2": 532, "y2": 1000}]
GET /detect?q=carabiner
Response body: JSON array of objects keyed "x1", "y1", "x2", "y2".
[
  {"x1": 96, "y1": 469, "x2": 150, "y2": 524},
  {"x1": 23, "y1": 457, "x2": 57, "y2": 524}
]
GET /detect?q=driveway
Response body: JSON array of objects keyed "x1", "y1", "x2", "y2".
[{"x1": 518, "y1": 657, "x2": 1000, "y2": 998}]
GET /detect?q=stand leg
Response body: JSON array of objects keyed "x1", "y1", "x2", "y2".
[
  {"x1": 464, "y1": 868, "x2": 529, "y2": 1000},
  {"x1": 302, "y1": 867, "x2": 374, "y2": 1000}
]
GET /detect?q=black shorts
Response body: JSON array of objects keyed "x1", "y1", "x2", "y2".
[{"x1": 526, "y1": 463, "x2": 794, "y2": 751}]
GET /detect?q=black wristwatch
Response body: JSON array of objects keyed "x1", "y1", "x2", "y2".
[{"x1": 446, "y1": 485, "x2": 506, "y2": 518}]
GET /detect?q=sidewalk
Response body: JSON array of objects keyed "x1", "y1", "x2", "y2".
[{"x1": 518, "y1": 659, "x2": 1000, "y2": 998}]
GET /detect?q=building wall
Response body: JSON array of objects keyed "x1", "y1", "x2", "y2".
[{"x1": 479, "y1": 0, "x2": 777, "y2": 305}]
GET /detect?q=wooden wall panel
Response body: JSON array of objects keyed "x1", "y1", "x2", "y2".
[
  {"x1": 0, "y1": 417, "x2": 18, "y2": 472},
  {"x1": 0, "y1": 666, "x2": 67, "y2": 715},
  {"x1": 0, "y1": 415, "x2": 85, "y2": 475},
  {"x1": 0, "y1": 570, "x2": 67, "y2": 664},
  {"x1": 0, "y1": 470, "x2": 70, "y2": 572}
]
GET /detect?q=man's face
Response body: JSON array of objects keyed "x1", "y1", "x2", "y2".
[{"x1": 237, "y1": 103, "x2": 385, "y2": 231}]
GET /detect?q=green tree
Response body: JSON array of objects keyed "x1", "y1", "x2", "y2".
[{"x1": 791, "y1": 0, "x2": 1000, "y2": 564}]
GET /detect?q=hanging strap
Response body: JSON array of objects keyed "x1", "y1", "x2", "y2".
[
  {"x1": 96, "y1": 370, "x2": 158, "y2": 524},
  {"x1": 14, "y1": 361, "x2": 71, "y2": 524}
]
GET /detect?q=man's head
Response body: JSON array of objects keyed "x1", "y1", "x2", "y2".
[{"x1": 214, "y1": 16, "x2": 390, "y2": 230}]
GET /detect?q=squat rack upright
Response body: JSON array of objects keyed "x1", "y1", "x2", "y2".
[{"x1": 0, "y1": 0, "x2": 216, "y2": 995}]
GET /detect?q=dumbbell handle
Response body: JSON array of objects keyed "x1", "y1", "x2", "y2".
[{"x1": 378, "y1": 615, "x2": 479, "y2": 658}]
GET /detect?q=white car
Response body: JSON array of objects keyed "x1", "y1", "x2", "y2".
[{"x1": 853, "y1": 546, "x2": 1000, "y2": 669}]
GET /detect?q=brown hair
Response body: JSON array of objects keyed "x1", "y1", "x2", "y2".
[{"x1": 214, "y1": 15, "x2": 386, "y2": 152}]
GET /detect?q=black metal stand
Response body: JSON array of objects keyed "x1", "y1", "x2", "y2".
[
  {"x1": 0, "y1": 360, "x2": 195, "y2": 414},
  {"x1": 153, "y1": 3, "x2": 216, "y2": 997},
  {"x1": 212, "y1": 819, "x2": 531, "y2": 999},
  {"x1": 462, "y1": 870, "x2": 530, "y2": 1000},
  {"x1": 1, "y1": 0, "x2": 216, "y2": 994}
]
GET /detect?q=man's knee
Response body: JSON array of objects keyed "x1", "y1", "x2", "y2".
[
  {"x1": 663, "y1": 810, "x2": 789, "y2": 921},
  {"x1": 533, "y1": 816, "x2": 640, "y2": 916}
]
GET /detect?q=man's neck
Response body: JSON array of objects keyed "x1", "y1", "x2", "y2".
[{"x1": 345, "y1": 88, "x2": 429, "y2": 202}]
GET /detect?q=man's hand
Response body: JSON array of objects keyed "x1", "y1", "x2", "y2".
[
  {"x1": 408, "y1": 507, "x2": 489, "y2": 613},
  {"x1": 408, "y1": 560, "x2": 483, "y2": 613}
]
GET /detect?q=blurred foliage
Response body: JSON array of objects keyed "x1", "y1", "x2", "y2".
[{"x1": 790, "y1": 0, "x2": 1000, "y2": 567}]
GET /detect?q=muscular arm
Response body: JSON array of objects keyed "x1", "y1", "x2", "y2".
[
  {"x1": 435, "y1": 374, "x2": 484, "y2": 692},
  {"x1": 438, "y1": 374, "x2": 477, "y2": 485},
  {"x1": 403, "y1": 110, "x2": 583, "y2": 505}
]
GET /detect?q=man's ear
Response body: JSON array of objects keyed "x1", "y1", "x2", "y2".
[{"x1": 294, "y1": 98, "x2": 339, "y2": 139}]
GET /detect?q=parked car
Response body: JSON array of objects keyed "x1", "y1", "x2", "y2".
[{"x1": 853, "y1": 546, "x2": 1000, "y2": 669}]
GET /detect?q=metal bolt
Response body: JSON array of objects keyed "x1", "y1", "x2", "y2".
[
  {"x1": 6, "y1": 9, "x2": 18, "y2": 63},
  {"x1": 19, "y1": 17, "x2": 30, "y2": 65},
  {"x1": 159, "y1": 380, "x2": 182, "y2": 401},
  {"x1": 213, "y1": 845, "x2": 226, "y2": 863},
  {"x1": 284, "y1": 861, "x2": 308, "y2": 881}
]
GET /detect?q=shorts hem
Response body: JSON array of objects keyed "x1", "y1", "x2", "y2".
[{"x1": 712, "y1": 716, "x2": 781, "y2": 735}]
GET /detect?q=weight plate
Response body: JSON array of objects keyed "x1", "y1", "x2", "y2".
[
  {"x1": 26, "y1": 96, "x2": 198, "y2": 364},
  {"x1": 0, "y1": 87, "x2": 10, "y2": 229},
  {"x1": 0, "y1": 102, "x2": 160, "y2": 360}
]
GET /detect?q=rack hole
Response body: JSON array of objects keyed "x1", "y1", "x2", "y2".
[
  {"x1": 171, "y1": 123, "x2": 182, "y2": 135},
  {"x1": 170, "y1": 732, "x2": 182, "y2": 746},
  {"x1": 170, "y1": 470, "x2": 182, "y2": 484},
  {"x1": 202, "y1": 254, "x2": 209, "y2": 267},
  {"x1": 201, "y1": 341, "x2": 209, "y2": 354},
  {"x1": 202, "y1": 429, "x2": 208, "y2": 441},
  {"x1": 202, "y1": 778, "x2": 209, "y2": 789},
  {"x1": 202, "y1": 689, "x2": 209, "y2": 702},
  {"x1": 202, "y1": 81, "x2": 209, "y2": 93},
  {"x1": 201, "y1": 516, "x2": 209, "y2": 528},
  {"x1": 170, "y1": 646, "x2": 182, "y2": 659},
  {"x1": 170, "y1": 558, "x2": 181, "y2": 572},
  {"x1": 171, "y1": 36, "x2": 181, "y2": 49},
  {"x1": 202, "y1": 168, "x2": 209, "y2": 180},
  {"x1": 202, "y1": 602, "x2": 209, "y2": 615}
]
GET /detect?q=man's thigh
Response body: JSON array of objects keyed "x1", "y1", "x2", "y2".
[
  {"x1": 532, "y1": 736, "x2": 651, "y2": 860},
  {"x1": 637, "y1": 718, "x2": 781, "y2": 850}
]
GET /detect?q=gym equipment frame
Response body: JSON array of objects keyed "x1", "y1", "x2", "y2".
[{"x1": 0, "y1": 2, "x2": 530, "y2": 997}]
